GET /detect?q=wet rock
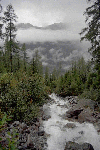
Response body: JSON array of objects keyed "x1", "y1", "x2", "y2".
[
  {"x1": 66, "y1": 108, "x2": 83, "y2": 119},
  {"x1": 20, "y1": 122, "x2": 28, "y2": 130},
  {"x1": 42, "y1": 115, "x2": 51, "y2": 120},
  {"x1": 25, "y1": 129, "x2": 30, "y2": 134},
  {"x1": 73, "y1": 98, "x2": 96, "y2": 110},
  {"x1": 38, "y1": 131, "x2": 45, "y2": 136},
  {"x1": 42, "y1": 104, "x2": 51, "y2": 121},
  {"x1": 64, "y1": 123, "x2": 76, "y2": 129},
  {"x1": 68, "y1": 97, "x2": 78, "y2": 105},
  {"x1": 81, "y1": 143, "x2": 94, "y2": 150},
  {"x1": 78, "y1": 131, "x2": 84, "y2": 135},
  {"x1": 33, "y1": 118, "x2": 39, "y2": 123},
  {"x1": 97, "y1": 129, "x2": 100, "y2": 133},
  {"x1": 94, "y1": 121, "x2": 100, "y2": 133},
  {"x1": 78, "y1": 108, "x2": 97, "y2": 123},
  {"x1": 12, "y1": 121, "x2": 20, "y2": 127},
  {"x1": 39, "y1": 126, "x2": 44, "y2": 132},
  {"x1": 27, "y1": 134, "x2": 32, "y2": 147},
  {"x1": 64, "y1": 141, "x2": 94, "y2": 150},
  {"x1": 97, "y1": 112, "x2": 100, "y2": 119}
]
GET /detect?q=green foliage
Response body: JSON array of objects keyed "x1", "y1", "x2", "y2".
[
  {"x1": 0, "y1": 2, "x2": 3, "y2": 38},
  {"x1": 21, "y1": 43, "x2": 27, "y2": 71},
  {"x1": 79, "y1": 0, "x2": 100, "y2": 102},
  {"x1": 0, "y1": 112, "x2": 18, "y2": 150},
  {"x1": 80, "y1": 0, "x2": 100, "y2": 70},
  {"x1": 0, "y1": 71, "x2": 48, "y2": 122},
  {"x1": 45, "y1": 66, "x2": 50, "y2": 86},
  {"x1": 79, "y1": 88, "x2": 99, "y2": 101},
  {"x1": 52, "y1": 58, "x2": 90, "y2": 97},
  {"x1": 31, "y1": 50, "x2": 43, "y2": 75},
  {"x1": 3, "y1": 4, "x2": 18, "y2": 72}
]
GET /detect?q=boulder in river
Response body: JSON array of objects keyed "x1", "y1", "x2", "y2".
[
  {"x1": 64, "y1": 141, "x2": 94, "y2": 150},
  {"x1": 64, "y1": 123, "x2": 76, "y2": 129},
  {"x1": 66, "y1": 108, "x2": 83, "y2": 119},
  {"x1": 78, "y1": 108, "x2": 97, "y2": 123}
]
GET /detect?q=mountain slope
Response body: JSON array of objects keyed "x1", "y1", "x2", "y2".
[{"x1": 16, "y1": 22, "x2": 67, "y2": 30}]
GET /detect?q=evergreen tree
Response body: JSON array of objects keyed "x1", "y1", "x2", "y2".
[
  {"x1": 0, "y1": 1, "x2": 3, "y2": 38},
  {"x1": 45, "y1": 66, "x2": 49, "y2": 86},
  {"x1": 80, "y1": 0, "x2": 100, "y2": 70},
  {"x1": 52, "y1": 67, "x2": 57, "y2": 81},
  {"x1": 21, "y1": 43, "x2": 27, "y2": 71},
  {"x1": 3, "y1": 4, "x2": 18, "y2": 72},
  {"x1": 34, "y1": 50, "x2": 43, "y2": 75}
]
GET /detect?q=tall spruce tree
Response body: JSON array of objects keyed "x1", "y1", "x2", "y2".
[
  {"x1": 80, "y1": 0, "x2": 100, "y2": 70},
  {"x1": 21, "y1": 43, "x2": 27, "y2": 71},
  {"x1": 3, "y1": 4, "x2": 18, "y2": 72},
  {"x1": 0, "y1": 1, "x2": 3, "y2": 38},
  {"x1": 45, "y1": 66, "x2": 49, "y2": 86}
]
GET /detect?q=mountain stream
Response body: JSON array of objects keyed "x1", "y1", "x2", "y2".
[{"x1": 43, "y1": 93, "x2": 100, "y2": 150}]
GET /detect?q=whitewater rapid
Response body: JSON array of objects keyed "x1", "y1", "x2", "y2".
[{"x1": 43, "y1": 93, "x2": 100, "y2": 150}]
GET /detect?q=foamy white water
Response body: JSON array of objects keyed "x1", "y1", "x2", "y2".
[{"x1": 43, "y1": 93, "x2": 100, "y2": 150}]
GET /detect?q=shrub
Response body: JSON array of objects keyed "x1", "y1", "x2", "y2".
[
  {"x1": 0, "y1": 72, "x2": 48, "y2": 122},
  {"x1": 0, "y1": 111, "x2": 18, "y2": 150}
]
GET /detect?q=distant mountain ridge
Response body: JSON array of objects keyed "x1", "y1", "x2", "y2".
[{"x1": 16, "y1": 22, "x2": 67, "y2": 30}]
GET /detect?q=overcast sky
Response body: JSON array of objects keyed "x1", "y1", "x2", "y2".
[
  {"x1": 1, "y1": 0, "x2": 91, "y2": 44},
  {"x1": 1, "y1": 0, "x2": 89, "y2": 27}
]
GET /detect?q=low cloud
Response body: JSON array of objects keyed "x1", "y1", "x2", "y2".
[
  {"x1": 62, "y1": 47, "x2": 91, "y2": 63},
  {"x1": 16, "y1": 27, "x2": 80, "y2": 43},
  {"x1": 42, "y1": 62, "x2": 48, "y2": 66}
]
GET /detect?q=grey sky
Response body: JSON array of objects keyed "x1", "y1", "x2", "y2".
[
  {"x1": 1, "y1": 0, "x2": 89, "y2": 27},
  {"x1": 1, "y1": 0, "x2": 91, "y2": 45}
]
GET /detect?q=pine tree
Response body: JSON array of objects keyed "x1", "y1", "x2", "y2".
[
  {"x1": 21, "y1": 43, "x2": 27, "y2": 71},
  {"x1": 3, "y1": 4, "x2": 18, "y2": 72},
  {"x1": 45, "y1": 66, "x2": 49, "y2": 86},
  {"x1": 32, "y1": 57, "x2": 37, "y2": 74},
  {"x1": 34, "y1": 50, "x2": 43, "y2": 75},
  {"x1": 0, "y1": 1, "x2": 3, "y2": 38},
  {"x1": 80, "y1": 0, "x2": 100, "y2": 70}
]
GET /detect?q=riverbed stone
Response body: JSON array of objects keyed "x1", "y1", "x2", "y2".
[
  {"x1": 20, "y1": 122, "x2": 28, "y2": 130},
  {"x1": 64, "y1": 123, "x2": 76, "y2": 129},
  {"x1": 73, "y1": 98, "x2": 96, "y2": 110},
  {"x1": 78, "y1": 108, "x2": 97, "y2": 123},
  {"x1": 38, "y1": 131, "x2": 45, "y2": 136},
  {"x1": 64, "y1": 141, "x2": 94, "y2": 150},
  {"x1": 42, "y1": 114, "x2": 51, "y2": 121},
  {"x1": 12, "y1": 121, "x2": 20, "y2": 127},
  {"x1": 42, "y1": 104, "x2": 51, "y2": 121},
  {"x1": 66, "y1": 108, "x2": 83, "y2": 119}
]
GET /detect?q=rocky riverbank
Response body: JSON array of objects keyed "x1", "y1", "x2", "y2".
[
  {"x1": 43, "y1": 94, "x2": 100, "y2": 150},
  {"x1": 1, "y1": 95, "x2": 100, "y2": 150},
  {"x1": 0, "y1": 108, "x2": 48, "y2": 150},
  {"x1": 62, "y1": 96, "x2": 100, "y2": 133}
]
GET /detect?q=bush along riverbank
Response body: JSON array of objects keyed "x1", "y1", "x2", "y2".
[
  {"x1": 0, "y1": 71, "x2": 49, "y2": 150},
  {"x1": 0, "y1": 96, "x2": 53, "y2": 150}
]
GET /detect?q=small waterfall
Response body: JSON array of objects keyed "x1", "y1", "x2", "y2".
[{"x1": 43, "y1": 93, "x2": 100, "y2": 150}]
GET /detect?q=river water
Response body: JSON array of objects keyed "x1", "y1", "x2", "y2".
[{"x1": 43, "y1": 93, "x2": 100, "y2": 150}]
